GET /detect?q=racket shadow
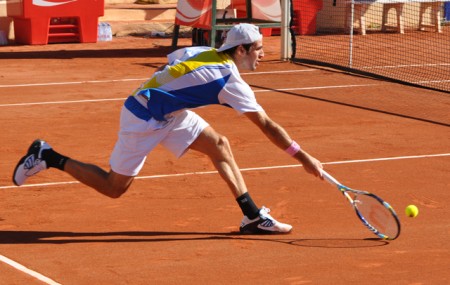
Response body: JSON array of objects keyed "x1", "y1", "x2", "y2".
[
  {"x1": 0, "y1": 230, "x2": 389, "y2": 248},
  {"x1": 284, "y1": 238, "x2": 389, "y2": 248}
]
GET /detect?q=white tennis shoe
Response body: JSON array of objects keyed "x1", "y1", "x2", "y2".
[
  {"x1": 13, "y1": 139, "x2": 51, "y2": 186},
  {"x1": 239, "y1": 206, "x2": 293, "y2": 234}
]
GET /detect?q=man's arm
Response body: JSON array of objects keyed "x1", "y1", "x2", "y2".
[{"x1": 244, "y1": 111, "x2": 323, "y2": 178}]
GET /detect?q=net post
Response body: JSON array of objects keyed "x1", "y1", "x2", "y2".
[{"x1": 280, "y1": 0, "x2": 291, "y2": 61}]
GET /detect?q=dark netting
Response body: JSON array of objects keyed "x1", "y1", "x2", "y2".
[{"x1": 290, "y1": 0, "x2": 450, "y2": 94}]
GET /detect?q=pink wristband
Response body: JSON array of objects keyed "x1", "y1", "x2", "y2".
[{"x1": 285, "y1": 141, "x2": 301, "y2": 156}]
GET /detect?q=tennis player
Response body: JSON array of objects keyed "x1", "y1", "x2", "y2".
[{"x1": 13, "y1": 23, "x2": 323, "y2": 234}]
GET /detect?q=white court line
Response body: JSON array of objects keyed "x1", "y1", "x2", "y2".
[
  {"x1": 0, "y1": 255, "x2": 61, "y2": 285},
  {"x1": 1, "y1": 153, "x2": 448, "y2": 190},
  {"x1": 0, "y1": 98, "x2": 124, "y2": 107},
  {"x1": 362, "y1": 63, "x2": 450, "y2": 69},
  {"x1": 0, "y1": 69, "x2": 316, "y2": 89},
  {"x1": 0, "y1": 78, "x2": 147, "y2": 88},
  {"x1": 415, "y1": 79, "x2": 450, "y2": 84},
  {"x1": 0, "y1": 83, "x2": 379, "y2": 108},
  {"x1": 241, "y1": 69, "x2": 316, "y2": 75},
  {"x1": 254, "y1": 83, "x2": 378, "y2": 92}
]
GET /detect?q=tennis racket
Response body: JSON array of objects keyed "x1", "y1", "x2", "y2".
[{"x1": 321, "y1": 170, "x2": 401, "y2": 240}]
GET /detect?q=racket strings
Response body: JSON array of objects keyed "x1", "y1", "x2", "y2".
[{"x1": 354, "y1": 194, "x2": 400, "y2": 239}]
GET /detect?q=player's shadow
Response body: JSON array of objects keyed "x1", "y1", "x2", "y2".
[{"x1": 0, "y1": 230, "x2": 389, "y2": 248}]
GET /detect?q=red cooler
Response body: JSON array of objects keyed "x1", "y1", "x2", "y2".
[
  {"x1": 7, "y1": 0, "x2": 104, "y2": 45},
  {"x1": 294, "y1": 0, "x2": 323, "y2": 35}
]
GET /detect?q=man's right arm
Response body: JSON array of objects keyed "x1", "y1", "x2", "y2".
[{"x1": 244, "y1": 111, "x2": 323, "y2": 178}]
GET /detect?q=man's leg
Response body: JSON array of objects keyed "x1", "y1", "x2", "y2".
[
  {"x1": 188, "y1": 126, "x2": 248, "y2": 199},
  {"x1": 188, "y1": 127, "x2": 292, "y2": 234},
  {"x1": 64, "y1": 159, "x2": 134, "y2": 198},
  {"x1": 13, "y1": 139, "x2": 134, "y2": 198}
]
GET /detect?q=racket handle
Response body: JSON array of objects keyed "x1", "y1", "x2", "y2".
[{"x1": 321, "y1": 170, "x2": 341, "y2": 187}]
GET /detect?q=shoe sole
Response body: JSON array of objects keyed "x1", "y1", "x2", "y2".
[{"x1": 240, "y1": 223, "x2": 293, "y2": 235}]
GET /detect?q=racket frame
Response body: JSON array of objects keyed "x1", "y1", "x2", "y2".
[{"x1": 321, "y1": 170, "x2": 401, "y2": 240}]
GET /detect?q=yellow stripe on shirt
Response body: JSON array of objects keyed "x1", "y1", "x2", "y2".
[{"x1": 138, "y1": 49, "x2": 233, "y2": 91}]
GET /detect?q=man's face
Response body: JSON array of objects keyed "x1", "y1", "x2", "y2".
[{"x1": 235, "y1": 39, "x2": 264, "y2": 71}]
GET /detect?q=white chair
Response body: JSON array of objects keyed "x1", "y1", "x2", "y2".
[
  {"x1": 381, "y1": 3, "x2": 405, "y2": 33},
  {"x1": 346, "y1": 1, "x2": 405, "y2": 35},
  {"x1": 419, "y1": 1, "x2": 443, "y2": 33},
  {"x1": 345, "y1": 2, "x2": 370, "y2": 35}
]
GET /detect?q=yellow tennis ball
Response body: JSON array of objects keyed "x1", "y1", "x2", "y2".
[{"x1": 405, "y1": 205, "x2": 419, "y2": 218}]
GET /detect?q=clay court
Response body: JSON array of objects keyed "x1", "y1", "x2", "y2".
[{"x1": 0, "y1": 35, "x2": 449, "y2": 284}]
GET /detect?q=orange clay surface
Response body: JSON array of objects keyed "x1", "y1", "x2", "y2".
[{"x1": 0, "y1": 36, "x2": 449, "y2": 284}]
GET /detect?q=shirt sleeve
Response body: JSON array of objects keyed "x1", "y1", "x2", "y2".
[{"x1": 218, "y1": 65, "x2": 264, "y2": 114}]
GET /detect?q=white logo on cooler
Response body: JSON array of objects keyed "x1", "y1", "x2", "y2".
[{"x1": 32, "y1": 0, "x2": 77, "y2": 7}]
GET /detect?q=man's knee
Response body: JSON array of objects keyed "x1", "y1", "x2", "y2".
[
  {"x1": 216, "y1": 134, "x2": 230, "y2": 149},
  {"x1": 189, "y1": 128, "x2": 233, "y2": 160},
  {"x1": 105, "y1": 171, "x2": 134, "y2": 198},
  {"x1": 215, "y1": 135, "x2": 233, "y2": 159}
]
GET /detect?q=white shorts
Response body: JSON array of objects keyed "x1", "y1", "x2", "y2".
[{"x1": 110, "y1": 104, "x2": 209, "y2": 176}]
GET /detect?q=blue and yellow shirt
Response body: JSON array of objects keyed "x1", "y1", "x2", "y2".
[{"x1": 125, "y1": 46, "x2": 263, "y2": 121}]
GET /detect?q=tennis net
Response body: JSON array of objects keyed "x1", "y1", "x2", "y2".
[{"x1": 289, "y1": 0, "x2": 450, "y2": 93}]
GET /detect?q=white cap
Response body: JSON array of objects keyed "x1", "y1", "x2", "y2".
[{"x1": 217, "y1": 23, "x2": 262, "y2": 52}]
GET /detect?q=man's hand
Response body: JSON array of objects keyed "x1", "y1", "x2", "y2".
[{"x1": 296, "y1": 150, "x2": 323, "y2": 179}]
